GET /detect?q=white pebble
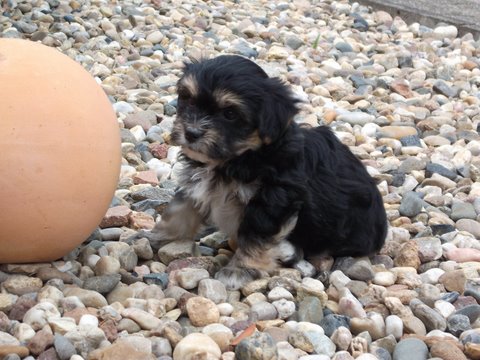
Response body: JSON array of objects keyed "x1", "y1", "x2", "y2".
[
  {"x1": 79, "y1": 314, "x2": 99, "y2": 327},
  {"x1": 329, "y1": 270, "x2": 351, "y2": 290},
  {"x1": 272, "y1": 299, "x2": 296, "y2": 319},
  {"x1": 434, "y1": 300, "x2": 456, "y2": 318},
  {"x1": 216, "y1": 303, "x2": 234, "y2": 317},
  {"x1": 130, "y1": 125, "x2": 147, "y2": 142},
  {"x1": 373, "y1": 271, "x2": 396, "y2": 286},
  {"x1": 13, "y1": 323, "x2": 36, "y2": 342},
  {"x1": 23, "y1": 302, "x2": 61, "y2": 331},
  {"x1": 420, "y1": 268, "x2": 445, "y2": 284},
  {"x1": 268, "y1": 287, "x2": 294, "y2": 301},
  {"x1": 385, "y1": 315, "x2": 403, "y2": 340}
]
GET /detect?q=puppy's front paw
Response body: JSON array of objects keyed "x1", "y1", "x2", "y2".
[{"x1": 215, "y1": 266, "x2": 264, "y2": 290}]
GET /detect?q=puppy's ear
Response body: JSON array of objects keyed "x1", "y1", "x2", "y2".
[{"x1": 258, "y1": 78, "x2": 299, "y2": 144}]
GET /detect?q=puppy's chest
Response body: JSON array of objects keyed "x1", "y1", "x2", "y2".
[{"x1": 181, "y1": 167, "x2": 257, "y2": 235}]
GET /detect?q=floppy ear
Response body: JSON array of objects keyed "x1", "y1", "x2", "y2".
[{"x1": 258, "y1": 78, "x2": 299, "y2": 144}]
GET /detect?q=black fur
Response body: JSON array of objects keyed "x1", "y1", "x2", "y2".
[
  {"x1": 142, "y1": 55, "x2": 387, "y2": 289},
  {"x1": 173, "y1": 55, "x2": 387, "y2": 259}
]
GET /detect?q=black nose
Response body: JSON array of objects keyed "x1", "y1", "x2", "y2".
[{"x1": 184, "y1": 126, "x2": 204, "y2": 142}]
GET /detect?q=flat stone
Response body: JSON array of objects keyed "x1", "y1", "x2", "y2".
[
  {"x1": 430, "y1": 341, "x2": 467, "y2": 360},
  {"x1": 82, "y1": 274, "x2": 121, "y2": 294},
  {"x1": 456, "y1": 219, "x2": 480, "y2": 238},
  {"x1": 158, "y1": 241, "x2": 200, "y2": 265},
  {"x1": 410, "y1": 299, "x2": 447, "y2": 331},
  {"x1": 392, "y1": 338, "x2": 428, "y2": 360},
  {"x1": 2, "y1": 275, "x2": 43, "y2": 296},
  {"x1": 451, "y1": 202, "x2": 477, "y2": 221},
  {"x1": 100, "y1": 206, "x2": 132, "y2": 228}
]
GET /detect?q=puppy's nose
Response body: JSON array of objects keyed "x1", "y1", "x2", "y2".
[{"x1": 184, "y1": 126, "x2": 204, "y2": 142}]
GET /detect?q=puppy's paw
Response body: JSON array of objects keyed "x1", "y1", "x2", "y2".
[{"x1": 215, "y1": 266, "x2": 264, "y2": 290}]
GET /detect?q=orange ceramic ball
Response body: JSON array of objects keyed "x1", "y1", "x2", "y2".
[{"x1": 0, "y1": 39, "x2": 121, "y2": 263}]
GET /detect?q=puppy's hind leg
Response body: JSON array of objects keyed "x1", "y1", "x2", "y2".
[
  {"x1": 216, "y1": 216, "x2": 300, "y2": 290},
  {"x1": 128, "y1": 190, "x2": 203, "y2": 251}
]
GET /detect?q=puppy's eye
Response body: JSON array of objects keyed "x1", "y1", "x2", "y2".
[{"x1": 223, "y1": 108, "x2": 239, "y2": 121}]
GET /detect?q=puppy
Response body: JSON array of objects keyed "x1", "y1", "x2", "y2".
[{"x1": 142, "y1": 55, "x2": 387, "y2": 290}]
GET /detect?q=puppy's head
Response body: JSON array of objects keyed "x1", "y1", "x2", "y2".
[{"x1": 171, "y1": 55, "x2": 299, "y2": 164}]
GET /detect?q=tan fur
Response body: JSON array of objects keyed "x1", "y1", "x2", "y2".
[
  {"x1": 178, "y1": 75, "x2": 199, "y2": 98},
  {"x1": 234, "y1": 130, "x2": 263, "y2": 155},
  {"x1": 213, "y1": 89, "x2": 245, "y2": 108}
]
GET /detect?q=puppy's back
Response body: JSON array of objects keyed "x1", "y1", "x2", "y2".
[{"x1": 294, "y1": 125, "x2": 387, "y2": 257}]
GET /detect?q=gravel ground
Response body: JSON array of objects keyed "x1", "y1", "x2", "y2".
[{"x1": 1, "y1": 0, "x2": 480, "y2": 359}]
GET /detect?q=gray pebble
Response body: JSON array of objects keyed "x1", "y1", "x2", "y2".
[
  {"x1": 320, "y1": 314, "x2": 351, "y2": 337},
  {"x1": 345, "y1": 259, "x2": 375, "y2": 281},
  {"x1": 400, "y1": 135, "x2": 422, "y2": 147},
  {"x1": 393, "y1": 338, "x2": 428, "y2": 360},
  {"x1": 425, "y1": 163, "x2": 457, "y2": 180},
  {"x1": 433, "y1": 80, "x2": 458, "y2": 97},
  {"x1": 447, "y1": 314, "x2": 472, "y2": 336},
  {"x1": 399, "y1": 192, "x2": 424, "y2": 217},
  {"x1": 250, "y1": 301, "x2": 278, "y2": 321},
  {"x1": 235, "y1": 331, "x2": 276, "y2": 360},
  {"x1": 451, "y1": 202, "x2": 477, "y2": 221},
  {"x1": 54, "y1": 334, "x2": 77, "y2": 360},
  {"x1": 455, "y1": 304, "x2": 480, "y2": 323},
  {"x1": 83, "y1": 274, "x2": 121, "y2": 294},
  {"x1": 297, "y1": 296, "x2": 324, "y2": 325}
]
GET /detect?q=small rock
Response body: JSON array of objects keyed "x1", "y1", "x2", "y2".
[
  {"x1": 399, "y1": 192, "x2": 424, "y2": 217},
  {"x1": 158, "y1": 241, "x2": 199, "y2": 265},
  {"x1": 430, "y1": 341, "x2": 467, "y2": 360},
  {"x1": 394, "y1": 241, "x2": 421, "y2": 269},
  {"x1": 176, "y1": 268, "x2": 210, "y2": 289},
  {"x1": 235, "y1": 331, "x2": 277, "y2": 360},
  {"x1": 186, "y1": 296, "x2": 220, "y2": 327},
  {"x1": 447, "y1": 314, "x2": 472, "y2": 336},
  {"x1": 331, "y1": 326, "x2": 352, "y2": 351},
  {"x1": 392, "y1": 338, "x2": 428, "y2": 360},
  {"x1": 320, "y1": 314, "x2": 351, "y2": 337},
  {"x1": 2, "y1": 275, "x2": 43, "y2": 296},
  {"x1": 298, "y1": 297, "x2": 324, "y2": 325},
  {"x1": 198, "y1": 279, "x2": 228, "y2": 304},
  {"x1": 54, "y1": 334, "x2": 76, "y2": 360}
]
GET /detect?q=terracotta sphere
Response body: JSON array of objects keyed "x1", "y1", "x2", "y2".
[{"x1": 0, "y1": 39, "x2": 121, "y2": 263}]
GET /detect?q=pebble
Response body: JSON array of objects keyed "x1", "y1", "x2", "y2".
[
  {"x1": 392, "y1": 338, "x2": 428, "y2": 360},
  {"x1": 54, "y1": 334, "x2": 77, "y2": 360},
  {"x1": 447, "y1": 314, "x2": 472, "y2": 336},
  {"x1": 186, "y1": 297, "x2": 220, "y2": 327},
  {"x1": 298, "y1": 297, "x2": 324, "y2": 325},
  {"x1": 430, "y1": 341, "x2": 467, "y2": 360},
  {"x1": 176, "y1": 268, "x2": 210, "y2": 289},
  {"x1": 410, "y1": 299, "x2": 447, "y2": 331},
  {"x1": 235, "y1": 331, "x2": 277, "y2": 360}
]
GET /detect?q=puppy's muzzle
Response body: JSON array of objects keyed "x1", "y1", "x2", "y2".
[{"x1": 184, "y1": 126, "x2": 205, "y2": 142}]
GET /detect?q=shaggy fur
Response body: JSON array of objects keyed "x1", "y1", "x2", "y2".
[{"x1": 141, "y1": 55, "x2": 387, "y2": 290}]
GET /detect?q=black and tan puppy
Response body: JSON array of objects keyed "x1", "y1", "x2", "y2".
[{"x1": 143, "y1": 55, "x2": 387, "y2": 290}]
